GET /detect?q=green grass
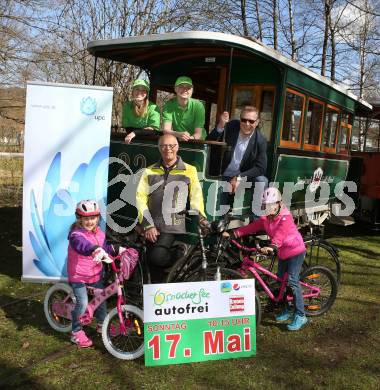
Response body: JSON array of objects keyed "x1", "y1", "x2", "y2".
[{"x1": 0, "y1": 206, "x2": 379, "y2": 389}]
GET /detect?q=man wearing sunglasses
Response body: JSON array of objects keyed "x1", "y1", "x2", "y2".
[
  {"x1": 207, "y1": 106, "x2": 268, "y2": 214},
  {"x1": 136, "y1": 134, "x2": 206, "y2": 282}
]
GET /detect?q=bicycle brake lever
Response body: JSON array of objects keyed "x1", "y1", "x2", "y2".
[{"x1": 102, "y1": 257, "x2": 113, "y2": 264}]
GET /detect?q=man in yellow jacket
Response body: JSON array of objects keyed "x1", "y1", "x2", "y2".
[{"x1": 136, "y1": 134, "x2": 206, "y2": 282}]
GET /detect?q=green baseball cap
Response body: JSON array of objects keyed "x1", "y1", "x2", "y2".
[
  {"x1": 132, "y1": 79, "x2": 150, "y2": 91},
  {"x1": 175, "y1": 76, "x2": 193, "y2": 87}
]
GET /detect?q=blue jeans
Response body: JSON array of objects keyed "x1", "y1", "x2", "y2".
[
  {"x1": 277, "y1": 252, "x2": 306, "y2": 316},
  {"x1": 70, "y1": 280, "x2": 107, "y2": 332}
]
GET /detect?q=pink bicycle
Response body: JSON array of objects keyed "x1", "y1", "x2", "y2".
[
  {"x1": 229, "y1": 239, "x2": 338, "y2": 325},
  {"x1": 43, "y1": 249, "x2": 144, "y2": 360}
]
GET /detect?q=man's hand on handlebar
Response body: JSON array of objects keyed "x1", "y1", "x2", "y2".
[
  {"x1": 144, "y1": 227, "x2": 160, "y2": 243},
  {"x1": 199, "y1": 217, "x2": 211, "y2": 234}
]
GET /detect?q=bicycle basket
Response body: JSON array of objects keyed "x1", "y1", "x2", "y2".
[{"x1": 120, "y1": 248, "x2": 139, "y2": 279}]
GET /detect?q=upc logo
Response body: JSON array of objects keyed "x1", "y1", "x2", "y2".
[{"x1": 80, "y1": 97, "x2": 97, "y2": 116}]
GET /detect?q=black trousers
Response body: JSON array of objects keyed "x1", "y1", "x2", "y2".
[
  {"x1": 146, "y1": 233, "x2": 176, "y2": 283},
  {"x1": 220, "y1": 175, "x2": 268, "y2": 217}
]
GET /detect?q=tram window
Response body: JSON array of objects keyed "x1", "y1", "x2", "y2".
[
  {"x1": 365, "y1": 119, "x2": 380, "y2": 152},
  {"x1": 351, "y1": 117, "x2": 366, "y2": 151},
  {"x1": 209, "y1": 103, "x2": 218, "y2": 132},
  {"x1": 304, "y1": 98, "x2": 323, "y2": 150},
  {"x1": 231, "y1": 85, "x2": 275, "y2": 141},
  {"x1": 281, "y1": 89, "x2": 305, "y2": 147},
  {"x1": 338, "y1": 111, "x2": 353, "y2": 154},
  {"x1": 323, "y1": 105, "x2": 339, "y2": 152},
  {"x1": 341, "y1": 111, "x2": 353, "y2": 125},
  {"x1": 155, "y1": 89, "x2": 175, "y2": 110},
  {"x1": 232, "y1": 88, "x2": 256, "y2": 118},
  {"x1": 260, "y1": 89, "x2": 275, "y2": 141},
  {"x1": 338, "y1": 124, "x2": 351, "y2": 154}
]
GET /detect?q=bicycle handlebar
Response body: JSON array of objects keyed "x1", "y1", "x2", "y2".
[
  {"x1": 106, "y1": 254, "x2": 122, "y2": 274},
  {"x1": 230, "y1": 239, "x2": 258, "y2": 253}
]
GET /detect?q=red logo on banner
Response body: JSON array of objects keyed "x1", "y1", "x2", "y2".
[{"x1": 229, "y1": 296, "x2": 245, "y2": 313}]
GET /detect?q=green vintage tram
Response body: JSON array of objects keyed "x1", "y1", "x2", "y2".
[{"x1": 87, "y1": 31, "x2": 372, "y2": 236}]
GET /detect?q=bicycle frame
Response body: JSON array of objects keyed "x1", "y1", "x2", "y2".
[
  {"x1": 231, "y1": 240, "x2": 321, "y2": 303},
  {"x1": 51, "y1": 257, "x2": 130, "y2": 334},
  {"x1": 240, "y1": 257, "x2": 289, "y2": 302}
]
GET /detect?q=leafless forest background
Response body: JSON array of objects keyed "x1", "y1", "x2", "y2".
[
  {"x1": 0, "y1": 0, "x2": 379, "y2": 204},
  {"x1": 2, "y1": 0, "x2": 380, "y2": 117}
]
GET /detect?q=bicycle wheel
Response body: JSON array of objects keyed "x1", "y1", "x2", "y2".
[
  {"x1": 44, "y1": 283, "x2": 74, "y2": 333},
  {"x1": 166, "y1": 246, "x2": 201, "y2": 283},
  {"x1": 102, "y1": 305, "x2": 144, "y2": 360},
  {"x1": 300, "y1": 265, "x2": 338, "y2": 317},
  {"x1": 168, "y1": 247, "x2": 239, "y2": 283},
  {"x1": 304, "y1": 240, "x2": 341, "y2": 285},
  {"x1": 186, "y1": 267, "x2": 262, "y2": 327}
]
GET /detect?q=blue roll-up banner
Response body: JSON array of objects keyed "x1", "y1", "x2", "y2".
[{"x1": 22, "y1": 82, "x2": 113, "y2": 282}]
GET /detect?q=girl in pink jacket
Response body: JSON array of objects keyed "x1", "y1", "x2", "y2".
[
  {"x1": 233, "y1": 187, "x2": 308, "y2": 331},
  {"x1": 67, "y1": 200, "x2": 122, "y2": 347}
]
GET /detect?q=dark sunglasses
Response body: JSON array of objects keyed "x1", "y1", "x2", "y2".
[{"x1": 240, "y1": 118, "x2": 257, "y2": 124}]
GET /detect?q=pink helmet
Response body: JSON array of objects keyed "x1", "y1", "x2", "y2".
[
  {"x1": 262, "y1": 187, "x2": 282, "y2": 204},
  {"x1": 75, "y1": 200, "x2": 100, "y2": 217}
]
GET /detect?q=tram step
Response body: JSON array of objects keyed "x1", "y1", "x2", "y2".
[{"x1": 328, "y1": 215, "x2": 355, "y2": 226}]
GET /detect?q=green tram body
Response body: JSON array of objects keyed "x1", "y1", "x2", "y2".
[{"x1": 88, "y1": 32, "x2": 372, "y2": 238}]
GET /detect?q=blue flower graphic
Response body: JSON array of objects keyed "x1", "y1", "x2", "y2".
[
  {"x1": 80, "y1": 96, "x2": 97, "y2": 116},
  {"x1": 29, "y1": 147, "x2": 109, "y2": 277}
]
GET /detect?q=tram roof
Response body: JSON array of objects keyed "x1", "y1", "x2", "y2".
[{"x1": 87, "y1": 31, "x2": 372, "y2": 110}]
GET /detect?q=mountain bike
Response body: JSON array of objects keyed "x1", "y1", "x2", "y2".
[{"x1": 168, "y1": 214, "x2": 341, "y2": 289}]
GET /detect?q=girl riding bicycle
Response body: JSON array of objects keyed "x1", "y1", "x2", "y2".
[
  {"x1": 230, "y1": 187, "x2": 308, "y2": 331},
  {"x1": 68, "y1": 200, "x2": 125, "y2": 347}
]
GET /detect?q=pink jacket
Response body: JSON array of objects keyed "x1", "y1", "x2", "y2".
[
  {"x1": 234, "y1": 206, "x2": 306, "y2": 260},
  {"x1": 67, "y1": 226, "x2": 116, "y2": 283}
]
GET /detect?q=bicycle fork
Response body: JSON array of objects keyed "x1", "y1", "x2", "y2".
[{"x1": 116, "y1": 277, "x2": 142, "y2": 337}]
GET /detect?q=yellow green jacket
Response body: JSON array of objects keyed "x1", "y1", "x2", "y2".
[{"x1": 136, "y1": 157, "x2": 205, "y2": 234}]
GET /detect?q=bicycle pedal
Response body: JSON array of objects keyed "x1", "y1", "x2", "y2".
[
  {"x1": 79, "y1": 313, "x2": 92, "y2": 325},
  {"x1": 305, "y1": 304, "x2": 321, "y2": 311}
]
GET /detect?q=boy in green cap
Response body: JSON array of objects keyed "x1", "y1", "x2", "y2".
[
  {"x1": 162, "y1": 76, "x2": 206, "y2": 141},
  {"x1": 122, "y1": 79, "x2": 161, "y2": 144}
]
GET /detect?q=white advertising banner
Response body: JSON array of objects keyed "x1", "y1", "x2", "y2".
[
  {"x1": 144, "y1": 280, "x2": 256, "y2": 322},
  {"x1": 22, "y1": 82, "x2": 113, "y2": 282},
  {"x1": 143, "y1": 280, "x2": 256, "y2": 365}
]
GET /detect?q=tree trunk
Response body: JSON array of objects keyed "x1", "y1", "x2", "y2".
[
  {"x1": 359, "y1": 14, "x2": 369, "y2": 99},
  {"x1": 288, "y1": 0, "x2": 296, "y2": 61},
  {"x1": 321, "y1": 0, "x2": 331, "y2": 77},
  {"x1": 254, "y1": 0, "x2": 263, "y2": 41},
  {"x1": 240, "y1": 0, "x2": 249, "y2": 36},
  {"x1": 273, "y1": 0, "x2": 278, "y2": 50},
  {"x1": 330, "y1": 28, "x2": 336, "y2": 80}
]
